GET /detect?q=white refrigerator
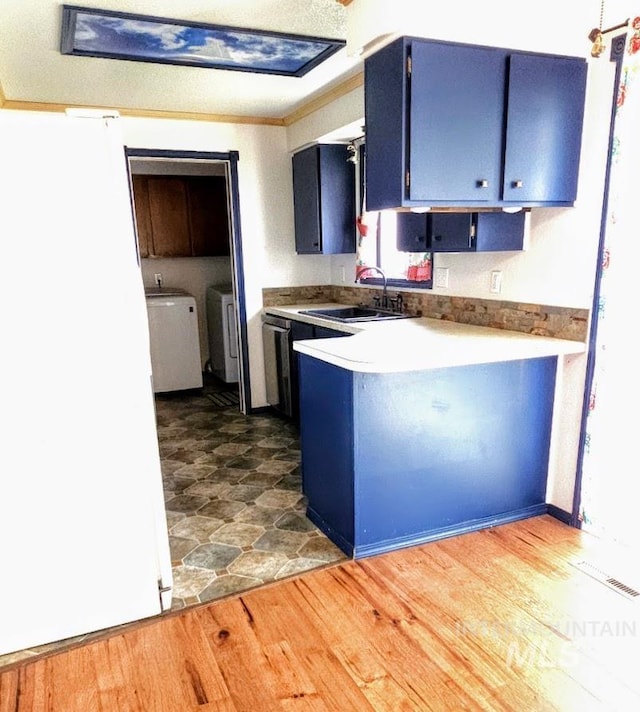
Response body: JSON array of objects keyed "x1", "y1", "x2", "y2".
[{"x1": 0, "y1": 111, "x2": 172, "y2": 656}]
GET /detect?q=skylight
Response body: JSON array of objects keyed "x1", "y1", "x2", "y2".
[{"x1": 60, "y1": 5, "x2": 345, "y2": 77}]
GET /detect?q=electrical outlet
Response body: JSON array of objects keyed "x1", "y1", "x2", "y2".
[
  {"x1": 154, "y1": 273, "x2": 163, "y2": 288},
  {"x1": 490, "y1": 270, "x2": 502, "y2": 294},
  {"x1": 434, "y1": 267, "x2": 449, "y2": 289},
  {"x1": 340, "y1": 265, "x2": 346, "y2": 283}
]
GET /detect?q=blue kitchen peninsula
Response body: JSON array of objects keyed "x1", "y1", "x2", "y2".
[{"x1": 271, "y1": 306, "x2": 585, "y2": 559}]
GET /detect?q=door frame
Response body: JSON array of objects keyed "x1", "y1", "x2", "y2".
[
  {"x1": 125, "y1": 147, "x2": 252, "y2": 413},
  {"x1": 570, "y1": 36, "x2": 626, "y2": 528}
]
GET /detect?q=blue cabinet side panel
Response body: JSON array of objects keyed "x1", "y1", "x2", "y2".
[
  {"x1": 364, "y1": 38, "x2": 408, "y2": 210},
  {"x1": 298, "y1": 355, "x2": 355, "y2": 544},
  {"x1": 353, "y1": 357, "x2": 557, "y2": 548}
]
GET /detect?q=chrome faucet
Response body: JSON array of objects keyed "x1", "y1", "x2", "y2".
[{"x1": 355, "y1": 266, "x2": 390, "y2": 310}]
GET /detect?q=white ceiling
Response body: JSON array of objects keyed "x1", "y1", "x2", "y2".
[{"x1": 0, "y1": 0, "x2": 362, "y2": 122}]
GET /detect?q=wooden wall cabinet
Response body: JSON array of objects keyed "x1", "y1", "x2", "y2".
[{"x1": 132, "y1": 175, "x2": 229, "y2": 258}]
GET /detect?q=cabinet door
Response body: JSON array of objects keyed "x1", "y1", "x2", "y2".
[
  {"x1": 318, "y1": 145, "x2": 356, "y2": 254},
  {"x1": 475, "y1": 211, "x2": 525, "y2": 251},
  {"x1": 313, "y1": 326, "x2": 351, "y2": 339},
  {"x1": 503, "y1": 53, "x2": 587, "y2": 204},
  {"x1": 290, "y1": 320, "x2": 314, "y2": 341},
  {"x1": 147, "y1": 177, "x2": 191, "y2": 256},
  {"x1": 293, "y1": 147, "x2": 323, "y2": 254},
  {"x1": 131, "y1": 176, "x2": 152, "y2": 258},
  {"x1": 428, "y1": 213, "x2": 474, "y2": 252},
  {"x1": 187, "y1": 176, "x2": 230, "y2": 257},
  {"x1": 409, "y1": 41, "x2": 506, "y2": 203},
  {"x1": 396, "y1": 212, "x2": 428, "y2": 252},
  {"x1": 293, "y1": 145, "x2": 356, "y2": 255}
]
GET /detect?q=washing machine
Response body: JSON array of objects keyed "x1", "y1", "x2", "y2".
[{"x1": 145, "y1": 288, "x2": 203, "y2": 393}]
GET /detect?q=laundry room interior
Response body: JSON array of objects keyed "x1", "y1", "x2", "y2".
[{"x1": 128, "y1": 156, "x2": 238, "y2": 393}]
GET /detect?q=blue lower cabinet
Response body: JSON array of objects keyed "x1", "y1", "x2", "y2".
[{"x1": 298, "y1": 355, "x2": 557, "y2": 558}]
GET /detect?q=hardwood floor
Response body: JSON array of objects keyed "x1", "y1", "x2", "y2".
[{"x1": 2, "y1": 515, "x2": 639, "y2": 711}]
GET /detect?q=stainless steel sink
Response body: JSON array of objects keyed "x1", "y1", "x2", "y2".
[{"x1": 299, "y1": 306, "x2": 414, "y2": 323}]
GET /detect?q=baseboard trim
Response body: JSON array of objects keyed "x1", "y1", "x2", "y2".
[
  {"x1": 546, "y1": 504, "x2": 574, "y2": 526},
  {"x1": 306, "y1": 504, "x2": 548, "y2": 560},
  {"x1": 352, "y1": 505, "x2": 548, "y2": 559},
  {"x1": 306, "y1": 506, "x2": 354, "y2": 558}
]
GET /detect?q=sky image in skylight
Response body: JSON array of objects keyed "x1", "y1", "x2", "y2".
[{"x1": 70, "y1": 10, "x2": 336, "y2": 75}]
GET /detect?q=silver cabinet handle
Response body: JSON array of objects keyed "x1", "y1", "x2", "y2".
[
  {"x1": 477, "y1": 179, "x2": 489, "y2": 188},
  {"x1": 512, "y1": 180, "x2": 523, "y2": 188}
]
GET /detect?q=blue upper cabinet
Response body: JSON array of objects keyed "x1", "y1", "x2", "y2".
[
  {"x1": 292, "y1": 144, "x2": 356, "y2": 254},
  {"x1": 364, "y1": 37, "x2": 587, "y2": 210}
]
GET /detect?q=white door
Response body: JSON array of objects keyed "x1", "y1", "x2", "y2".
[{"x1": 0, "y1": 111, "x2": 172, "y2": 656}]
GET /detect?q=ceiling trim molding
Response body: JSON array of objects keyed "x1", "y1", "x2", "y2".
[
  {"x1": 0, "y1": 99, "x2": 285, "y2": 126},
  {"x1": 283, "y1": 71, "x2": 363, "y2": 126},
  {"x1": 0, "y1": 71, "x2": 364, "y2": 128}
]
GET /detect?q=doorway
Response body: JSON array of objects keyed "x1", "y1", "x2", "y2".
[
  {"x1": 123, "y1": 148, "x2": 345, "y2": 609},
  {"x1": 128, "y1": 149, "x2": 344, "y2": 608},
  {"x1": 126, "y1": 148, "x2": 251, "y2": 413}
]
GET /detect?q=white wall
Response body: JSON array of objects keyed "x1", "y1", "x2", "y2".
[{"x1": 345, "y1": 0, "x2": 602, "y2": 58}]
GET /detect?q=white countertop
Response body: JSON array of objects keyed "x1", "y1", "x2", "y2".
[{"x1": 264, "y1": 304, "x2": 586, "y2": 373}]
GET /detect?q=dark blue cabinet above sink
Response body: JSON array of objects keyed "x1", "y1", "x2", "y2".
[
  {"x1": 397, "y1": 210, "x2": 527, "y2": 252},
  {"x1": 292, "y1": 144, "x2": 356, "y2": 255},
  {"x1": 365, "y1": 37, "x2": 587, "y2": 210}
]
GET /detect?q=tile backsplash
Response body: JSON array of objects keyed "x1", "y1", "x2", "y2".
[{"x1": 262, "y1": 285, "x2": 589, "y2": 342}]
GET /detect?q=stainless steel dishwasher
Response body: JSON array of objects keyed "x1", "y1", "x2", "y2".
[{"x1": 261, "y1": 313, "x2": 293, "y2": 417}]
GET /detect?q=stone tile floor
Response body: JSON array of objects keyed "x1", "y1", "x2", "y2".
[
  {"x1": 159, "y1": 381, "x2": 346, "y2": 609},
  {"x1": 0, "y1": 377, "x2": 346, "y2": 670}
]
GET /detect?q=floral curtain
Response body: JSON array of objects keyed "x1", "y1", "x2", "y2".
[
  {"x1": 355, "y1": 205, "x2": 379, "y2": 276},
  {"x1": 578, "y1": 18, "x2": 640, "y2": 547},
  {"x1": 354, "y1": 144, "x2": 432, "y2": 283}
]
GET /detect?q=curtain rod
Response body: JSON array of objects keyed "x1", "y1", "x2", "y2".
[{"x1": 600, "y1": 19, "x2": 630, "y2": 34}]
